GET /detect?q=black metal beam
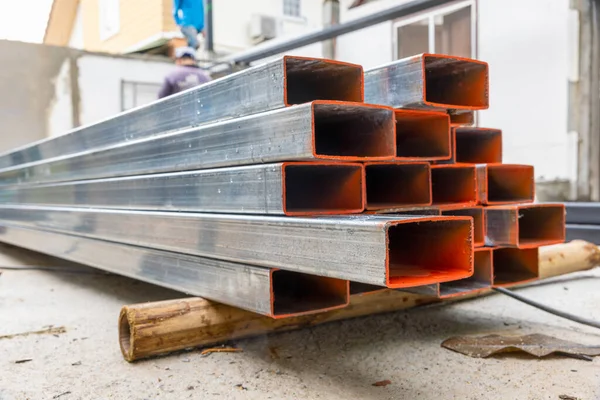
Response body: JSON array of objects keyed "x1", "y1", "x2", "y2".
[
  {"x1": 564, "y1": 202, "x2": 600, "y2": 224},
  {"x1": 566, "y1": 224, "x2": 600, "y2": 244},
  {"x1": 227, "y1": 0, "x2": 452, "y2": 64}
]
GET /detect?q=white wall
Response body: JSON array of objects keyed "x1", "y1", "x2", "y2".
[
  {"x1": 69, "y1": 3, "x2": 84, "y2": 50},
  {"x1": 337, "y1": 0, "x2": 408, "y2": 69},
  {"x1": 334, "y1": 0, "x2": 574, "y2": 183},
  {"x1": 48, "y1": 60, "x2": 75, "y2": 137},
  {"x1": 212, "y1": 0, "x2": 322, "y2": 54},
  {"x1": 76, "y1": 55, "x2": 173, "y2": 126},
  {"x1": 477, "y1": 0, "x2": 574, "y2": 182}
]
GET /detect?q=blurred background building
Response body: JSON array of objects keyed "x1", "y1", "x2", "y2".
[{"x1": 0, "y1": 0, "x2": 598, "y2": 200}]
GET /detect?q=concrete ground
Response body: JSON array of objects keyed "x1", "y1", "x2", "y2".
[{"x1": 0, "y1": 244, "x2": 599, "y2": 400}]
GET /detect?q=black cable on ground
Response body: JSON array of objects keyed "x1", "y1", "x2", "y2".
[{"x1": 493, "y1": 287, "x2": 600, "y2": 330}]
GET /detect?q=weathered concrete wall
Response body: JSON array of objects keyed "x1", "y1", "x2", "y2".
[
  {"x1": 0, "y1": 40, "x2": 71, "y2": 152},
  {"x1": 0, "y1": 40, "x2": 173, "y2": 153}
]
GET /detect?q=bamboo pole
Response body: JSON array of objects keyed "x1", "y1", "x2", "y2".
[{"x1": 119, "y1": 241, "x2": 600, "y2": 362}]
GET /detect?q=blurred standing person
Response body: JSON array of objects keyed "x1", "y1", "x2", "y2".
[
  {"x1": 173, "y1": 0, "x2": 204, "y2": 49},
  {"x1": 158, "y1": 47, "x2": 211, "y2": 98}
]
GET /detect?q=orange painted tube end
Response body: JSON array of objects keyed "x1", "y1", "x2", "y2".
[
  {"x1": 455, "y1": 127, "x2": 502, "y2": 164},
  {"x1": 364, "y1": 162, "x2": 431, "y2": 210},
  {"x1": 271, "y1": 270, "x2": 349, "y2": 318},
  {"x1": 385, "y1": 216, "x2": 474, "y2": 288},
  {"x1": 438, "y1": 247, "x2": 493, "y2": 298},
  {"x1": 282, "y1": 56, "x2": 364, "y2": 105},
  {"x1": 441, "y1": 205, "x2": 485, "y2": 247},
  {"x1": 477, "y1": 164, "x2": 534, "y2": 205},
  {"x1": 431, "y1": 164, "x2": 478, "y2": 206},
  {"x1": 393, "y1": 109, "x2": 451, "y2": 161},
  {"x1": 491, "y1": 247, "x2": 539, "y2": 287},
  {"x1": 282, "y1": 162, "x2": 365, "y2": 216},
  {"x1": 420, "y1": 54, "x2": 489, "y2": 111}
]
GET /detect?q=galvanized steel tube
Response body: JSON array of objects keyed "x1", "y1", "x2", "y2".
[
  {"x1": 0, "y1": 101, "x2": 395, "y2": 186},
  {"x1": 0, "y1": 162, "x2": 365, "y2": 216},
  {"x1": 0, "y1": 56, "x2": 364, "y2": 170},
  {"x1": 365, "y1": 53, "x2": 489, "y2": 112},
  {"x1": 0, "y1": 224, "x2": 349, "y2": 318},
  {"x1": 0, "y1": 206, "x2": 473, "y2": 288}
]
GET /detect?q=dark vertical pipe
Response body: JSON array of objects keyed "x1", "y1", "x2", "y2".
[{"x1": 205, "y1": 0, "x2": 214, "y2": 52}]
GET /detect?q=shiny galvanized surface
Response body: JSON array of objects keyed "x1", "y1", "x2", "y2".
[
  {"x1": 0, "y1": 102, "x2": 394, "y2": 186},
  {"x1": 365, "y1": 54, "x2": 489, "y2": 111},
  {"x1": 0, "y1": 56, "x2": 363, "y2": 170},
  {"x1": 485, "y1": 204, "x2": 566, "y2": 248},
  {"x1": 476, "y1": 164, "x2": 534, "y2": 205},
  {"x1": 0, "y1": 224, "x2": 350, "y2": 318},
  {"x1": 0, "y1": 224, "x2": 273, "y2": 315},
  {"x1": 365, "y1": 54, "x2": 425, "y2": 110},
  {"x1": 0, "y1": 163, "x2": 365, "y2": 215},
  {"x1": 0, "y1": 206, "x2": 471, "y2": 286}
]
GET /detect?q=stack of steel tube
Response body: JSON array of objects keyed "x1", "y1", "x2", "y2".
[
  {"x1": 0, "y1": 54, "x2": 565, "y2": 317},
  {"x1": 356, "y1": 53, "x2": 566, "y2": 298}
]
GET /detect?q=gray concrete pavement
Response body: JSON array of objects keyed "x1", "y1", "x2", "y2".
[{"x1": 0, "y1": 245, "x2": 599, "y2": 399}]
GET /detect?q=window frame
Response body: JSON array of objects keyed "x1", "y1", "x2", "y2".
[
  {"x1": 392, "y1": 0, "x2": 477, "y2": 60},
  {"x1": 283, "y1": 0, "x2": 302, "y2": 18}
]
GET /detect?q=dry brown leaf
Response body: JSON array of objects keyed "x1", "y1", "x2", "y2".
[{"x1": 442, "y1": 334, "x2": 600, "y2": 359}]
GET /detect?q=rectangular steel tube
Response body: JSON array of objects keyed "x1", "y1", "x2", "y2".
[
  {"x1": 0, "y1": 56, "x2": 364, "y2": 170},
  {"x1": 364, "y1": 162, "x2": 431, "y2": 210},
  {"x1": 0, "y1": 162, "x2": 365, "y2": 216},
  {"x1": 0, "y1": 206, "x2": 473, "y2": 288},
  {"x1": 449, "y1": 111, "x2": 475, "y2": 126},
  {"x1": 0, "y1": 224, "x2": 349, "y2": 318},
  {"x1": 0, "y1": 101, "x2": 395, "y2": 186},
  {"x1": 394, "y1": 109, "x2": 451, "y2": 161},
  {"x1": 476, "y1": 164, "x2": 534, "y2": 205},
  {"x1": 492, "y1": 247, "x2": 539, "y2": 286},
  {"x1": 455, "y1": 128, "x2": 502, "y2": 163},
  {"x1": 440, "y1": 206, "x2": 485, "y2": 247},
  {"x1": 485, "y1": 204, "x2": 566, "y2": 248},
  {"x1": 430, "y1": 164, "x2": 478, "y2": 206},
  {"x1": 403, "y1": 247, "x2": 492, "y2": 298},
  {"x1": 365, "y1": 53, "x2": 489, "y2": 112}
]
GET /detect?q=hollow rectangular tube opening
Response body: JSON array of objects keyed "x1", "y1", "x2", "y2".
[
  {"x1": 313, "y1": 103, "x2": 396, "y2": 159},
  {"x1": 423, "y1": 55, "x2": 489, "y2": 109},
  {"x1": 350, "y1": 282, "x2": 386, "y2": 295},
  {"x1": 455, "y1": 128, "x2": 502, "y2": 163},
  {"x1": 518, "y1": 205, "x2": 565, "y2": 247},
  {"x1": 439, "y1": 248, "x2": 492, "y2": 297},
  {"x1": 486, "y1": 165, "x2": 534, "y2": 204},
  {"x1": 442, "y1": 207, "x2": 484, "y2": 247},
  {"x1": 365, "y1": 163, "x2": 431, "y2": 210},
  {"x1": 386, "y1": 217, "x2": 473, "y2": 287},
  {"x1": 272, "y1": 270, "x2": 348, "y2": 317},
  {"x1": 492, "y1": 248, "x2": 539, "y2": 286},
  {"x1": 284, "y1": 57, "x2": 363, "y2": 105},
  {"x1": 283, "y1": 163, "x2": 364, "y2": 215},
  {"x1": 394, "y1": 110, "x2": 451, "y2": 160},
  {"x1": 450, "y1": 111, "x2": 474, "y2": 126},
  {"x1": 431, "y1": 166, "x2": 477, "y2": 205}
]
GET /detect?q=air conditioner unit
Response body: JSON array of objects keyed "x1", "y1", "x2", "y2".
[{"x1": 250, "y1": 14, "x2": 277, "y2": 41}]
